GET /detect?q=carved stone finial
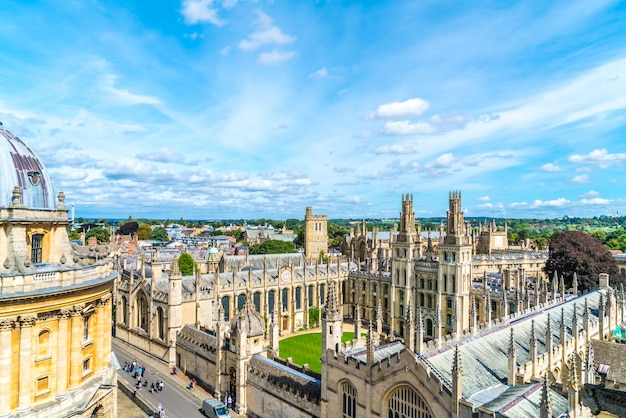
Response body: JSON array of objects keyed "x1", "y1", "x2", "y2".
[
  {"x1": 12, "y1": 186, "x2": 21, "y2": 206},
  {"x1": 60, "y1": 254, "x2": 67, "y2": 264},
  {"x1": 4, "y1": 258, "x2": 11, "y2": 269}
]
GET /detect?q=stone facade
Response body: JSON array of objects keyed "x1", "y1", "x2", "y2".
[{"x1": 0, "y1": 127, "x2": 117, "y2": 418}]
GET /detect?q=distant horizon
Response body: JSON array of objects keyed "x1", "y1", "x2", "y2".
[{"x1": 2, "y1": 1, "x2": 625, "y2": 220}]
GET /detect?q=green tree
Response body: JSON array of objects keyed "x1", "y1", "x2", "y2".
[
  {"x1": 85, "y1": 226, "x2": 110, "y2": 244},
  {"x1": 118, "y1": 221, "x2": 139, "y2": 236},
  {"x1": 308, "y1": 306, "x2": 320, "y2": 328},
  {"x1": 67, "y1": 227, "x2": 80, "y2": 240},
  {"x1": 248, "y1": 240, "x2": 296, "y2": 254},
  {"x1": 150, "y1": 227, "x2": 169, "y2": 242},
  {"x1": 177, "y1": 252, "x2": 197, "y2": 276},
  {"x1": 136, "y1": 223, "x2": 153, "y2": 240}
]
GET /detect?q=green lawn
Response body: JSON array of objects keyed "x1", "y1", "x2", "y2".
[{"x1": 278, "y1": 331, "x2": 357, "y2": 374}]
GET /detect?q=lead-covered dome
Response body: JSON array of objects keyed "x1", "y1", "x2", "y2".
[{"x1": 0, "y1": 124, "x2": 55, "y2": 208}]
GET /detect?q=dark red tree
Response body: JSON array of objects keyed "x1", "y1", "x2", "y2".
[
  {"x1": 544, "y1": 230, "x2": 622, "y2": 292},
  {"x1": 118, "y1": 221, "x2": 139, "y2": 236}
]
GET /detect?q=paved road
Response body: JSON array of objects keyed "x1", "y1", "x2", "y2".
[{"x1": 113, "y1": 339, "x2": 215, "y2": 418}]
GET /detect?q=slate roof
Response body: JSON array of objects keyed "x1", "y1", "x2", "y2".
[
  {"x1": 344, "y1": 340, "x2": 405, "y2": 364},
  {"x1": 223, "y1": 253, "x2": 305, "y2": 270},
  {"x1": 422, "y1": 290, "x2": 603, "y2": 401},
  {"x1": 479, "y1": 383, "x2": 568, "y2": 418},
  {"x1": 591, "y1": 340, "x2": 626, "y2": 384},
  {"x1": 248, "y1": 354, "x2": 321, "y2": 401}
]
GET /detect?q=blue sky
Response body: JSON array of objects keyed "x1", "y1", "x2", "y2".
[{"x1": 1, "y1": 0, "x2": 626, "y2": 220}]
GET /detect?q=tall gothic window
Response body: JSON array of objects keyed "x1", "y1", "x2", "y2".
[
  {"x1": 156, "y1": 307, "x2": 165, "y2": 340},
  {"x1": 83, "y1": 316, "x2": 90, "y2": 340},
  {"x1": 31, "y1": 233, "x2": 43, "y2": 264},
  {"x1": 222, "y1": 296, "x2": 230, "y2": 321},
  {"x1": 295, "y1": 287, "x2": 302, "y2": 310},
  {"x1": 341, "y1": 381, "x2": 357, "y2": 418},
  {"x1": 253, "y1": 292, "x2": 261, "y2": 312},
  {"x1": 386, "y1": 385, "x2": 433, "y2": 418},
  {"x1": 281, "y1": 288, "x2": 289, "y2": 311},
  {"x1": 308, "y1": 285, "x2": 314, "y2": 307}
]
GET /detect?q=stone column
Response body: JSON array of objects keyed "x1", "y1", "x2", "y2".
[
  {"x1": 56, "y1": 309, "x2": 71, "y2": 397},
  {"x1": 18, "y1": 315, "x2": 36, "y2": 412},
  {"x1": 69, "y1": 307, "x2": 84, "y2": 388},
  {"x1": 95, "y1": 300, "x2": 105, "y2": 372},
  {"x1": 0, "y1": 319, "x2": 14, "y2": 416},
  {"x1": 103, "y1": 296, "x2": 112, "y2": 367}
]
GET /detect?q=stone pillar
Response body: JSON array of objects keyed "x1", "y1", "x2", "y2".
[
  {"x1": 95, "y1": 300, "x2": 105, "y2": 372},
  {"x1": 56, "y1": 309, "x2": 71, "y2": 397},
  {"x1": 69, "y1": 308, "x2": 83, "y2": 388},
  {"x1": 0, "y1": 319, "x2": 14, "y2": 416},
  {"x1": 103, "y1": 296, "x2": 112, "y2": 367},
  {"x1": 18, "y1": 315, "x2": 36, "y2": 412}
]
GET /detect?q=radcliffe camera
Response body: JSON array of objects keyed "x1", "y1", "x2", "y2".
[{"x1": 1, "y1": 1, "x2": 625, "y2": 418}]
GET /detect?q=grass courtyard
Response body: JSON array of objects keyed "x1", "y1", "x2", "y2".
[{"x1": 278, "y1": 331, "x2": 356, "y2": 374}]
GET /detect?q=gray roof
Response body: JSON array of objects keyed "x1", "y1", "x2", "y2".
[
  {"x1": 479, "y1": 383, "x2": 568, "y2": 417},
  {"x1": 423, "y1": 291, "x2": 602, "y2": 401}
]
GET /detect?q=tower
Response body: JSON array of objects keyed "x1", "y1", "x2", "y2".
[
  {"x1": 321, "y1": 279, "x2": 342, "y2": 355},
  {"x1": 438, "y1": 191, "x2": 473, "y2": 335},
  {"x1": 304, "y1": 206, "x2": 328, "y2": 263},
  {"x1": 168, "y1": 258, "x2": 183, "y2": 366}
]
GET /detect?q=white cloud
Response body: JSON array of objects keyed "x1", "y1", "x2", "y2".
[
  {"x1": 581, "y1": 197, "x2": 611, "y2": 205},
  {"x1": 102, "y1": 74, "x2": 160, "y2": 105},
  {"x1": 539, "y1": 162, "x2": 562, "y2": 172},
  {"x1": 239, "y1": 12, "x2": 295, "y2": 51},
  {"x1": 374, "y1": 144, "x2": 416, "y2": 155},
  {"x1": 580, "y1": 190, "x2": 600, "y2": 198},
  {"x1": 476, "y1": 195, "x2": 490, "y2": 202},
  {"x1": 530, "y1": 198, "x2": 570, "y2": 208},
  {"x1": 381, "y1": 120, "x2": 437, "y2": 135},
  {"x1": 258, "y1": 50, "x2": 297, "y2": 65},
  {"x1": 570, "y1": 174, "x2": 591, "y2": 184},
  {"x1": 568, "y1": 149, "x2": 626, "y2": 168},
  {"x1": 368, "y1": 98, "x2": 430, "y2": 120},
  {"x1": 220, "y1": 46, "x2": 230, "y2": 55},
  {"x1": 181, "y1": 0, "x2": 225, "y2": 26},
  {"x1": 309, "y1": 67, "x2": 328, "y2": 79}
]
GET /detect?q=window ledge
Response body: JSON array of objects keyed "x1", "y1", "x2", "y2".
[
  {"x1": 81, "y1": 338, "x2": 94, "y2": 349},
  {"x1": 35, "y1": 354, "x2": 52, "y2": 363}
]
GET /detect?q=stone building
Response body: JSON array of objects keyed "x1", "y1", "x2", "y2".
[
  {"x1": 304, "y1": 206, "x2": 328, "y2": 263},
  {"x1": 0, "y1": 126, "x2": 117, "y2": 417}
]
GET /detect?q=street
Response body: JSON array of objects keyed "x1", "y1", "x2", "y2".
[{"x1": 113, "y1": 339, "x2": 210, "y2": 418}]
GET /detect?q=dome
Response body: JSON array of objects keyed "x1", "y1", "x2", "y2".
[
  {"x1": 209, "y1": 247, "x2": 219, "y2": 255},
  {"x1": 0, "y1": 125, "x2": 55, "y2": 208},
  {"x1": 230, "y1": 294, "x2": 265, "y2": 337}
]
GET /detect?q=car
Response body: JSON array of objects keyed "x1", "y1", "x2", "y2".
[{"x1": 201, "y1": 398, "x2": 230, "y2": 418}]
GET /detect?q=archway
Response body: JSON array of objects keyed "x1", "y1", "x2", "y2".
[{"x1": 386, "y1": 384, "x2": 433, "y2": 418}]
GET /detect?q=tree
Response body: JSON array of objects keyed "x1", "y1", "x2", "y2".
[
  {"x1": 308, "y1": 306, "x2": 320, "y2": 328},
  {"x1": 248, "y1": 240, "x2": 296, "y2": 254},
  {"x1": 177, "y1": 252, "x2": 197, "y2": 276},
  {"x1": 85, "y1": 226, "x2": 110, "y2": 244},
  {"x1": 136, "y1": 223, "x2": 153, "y2": 240},
  {"x1": 150, "y1": 227, "x2": 169, "y2": 242},
  {"x1": 118, "y1": 221, "x2": 139, "y2": 236},
  {"x1": 544, "y1": 230, "x2": 622, "y2": 292}
]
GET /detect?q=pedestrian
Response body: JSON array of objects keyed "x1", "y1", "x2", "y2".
[
  {"x1": 227, "y1": 395, "x2": 232, "y2": 409},
  {"x1": 143, "y1": 378, "x2": 148, "y2": 387},
  {"x1": 141, "y1": 367, "x2": 146, "y2": 377},
  {"x1": 150, "y1": 383, "x2": 155, "y2": 393},
  {"x1": 159, "y1": 409, "x2": 165, "y2": 418},
  {"x1": 160, "y1": 381, "x2": 164, "y2": 391},
  {"x1": 157, "y1": 403, "x2": 162, "y2": 414}
]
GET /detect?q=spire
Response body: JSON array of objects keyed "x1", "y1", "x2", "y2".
[
  {"x1": 530, "y1": 319, "x2": 537, "y2": 365},
  {"x1": 366, "y1": 320, "x2": 375, "y2": 364},
  {"x1": 572, "y1": 302, "x2": 579, "y2": 350},
  {"x1": 452, "y1": 344, "x2": 463, "y2": 417},
  {"x1": 539, "y1": 374, "x2": 553, "y2": 418},
  {"x1": 470, "y1": 296, "x2": 477, "y2": 330},
  {"x1": 501, "y1": 288, "x2": 508, "y2": 319},
  {"x1": 172, "y1": 255, "x2": 180, "y2": 275},
  {"x1": 508, "y1": 327, "x2": 516, "y2": 357},
  {"x1": 584, "y1": 343, "x2": 596, "y2": 385},
  {"x1": 354, "y1": 303, "x2": 362, "y2": 346},
  {"x1": 416, "y1": 307, "x2": 424, "y2": 353},
  {"x1": 572, "y1": 272, "x2": 578, "y2": 295},
  {"x1": 559, "y1": 275, "x2": 565, "y2": 299},
  {"x1": 545, "y1": 313, "x2": 553, "y2": 362},
  {"x1": 453, "y1": 298, "x2": 460, "y2": 333},
  {"x1": 376, "y1": 299, "x2": 383, "y2": 336},
  {"x1": 485, "y1": 291, "x2": 491, "y2": 327},
  {"x1": 552, "y1": 271, "x2": 558, "y2": 300},
  {"x1": 406, "y1": 301, "x2": 415, "y2": 352},
  {"x1": 508, "y1": 327, "x2": 516, "y2": 386},
  {"x1": 324, "y1": 279, "x2": 341, "y2": 319}
]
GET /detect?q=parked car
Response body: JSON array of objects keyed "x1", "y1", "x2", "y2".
[{"x1": 201, "y1": 398, "x2": 230, "y2": 418}]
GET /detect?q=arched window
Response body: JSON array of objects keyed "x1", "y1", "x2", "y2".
[
  {"x1": 136, "y1": 295, "x2": 149, "y2": 332},
  {"x1": 120, "y1": 296, "x2": 128, "y2": 325},
  {"x1": 253, "y1": 292, "x2": 261, "y2": 312},
  {"x1": 237, "y1": 294, "x2": 245, "y2": 311},
  {"x1": 386, "y1": 384, "x2": 433, "y2": 418},
  {"x1": 295, "y1": 287, "x2": 302, "y2": 310},
  {"x1": 83, "y1": 315, "x2": 90, "y2": 340},
  {"x1": 341, "y1": 381, "x2": 357, "y2": 418},
  {"x1": 308, "y1": 285, "x2": 314, "y2": 307},
  {"x1": 426, "y1": 319, "x2": 433, "y2": 336},
  {"x1": 319, "y1": 283, "x2": 325, "y2": 305},
  {"x1": 281, "y1": 288, "x2": 289, "y2": 311},
  {"x1": 37, "y1": 329, "x2": 51, "y2": 357},
  {"x1": 31, "y1": 233, "x2": 43, "y2": 264},
  {"x1": 268, "y1": 290, "x2": 275, "y2": 313},
  {"x1": 156, "y1": 307, "x2": 165, "y2": 340},
  {"x1": 222, "y1": 296, "x2": 230, "y2": 322}
]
